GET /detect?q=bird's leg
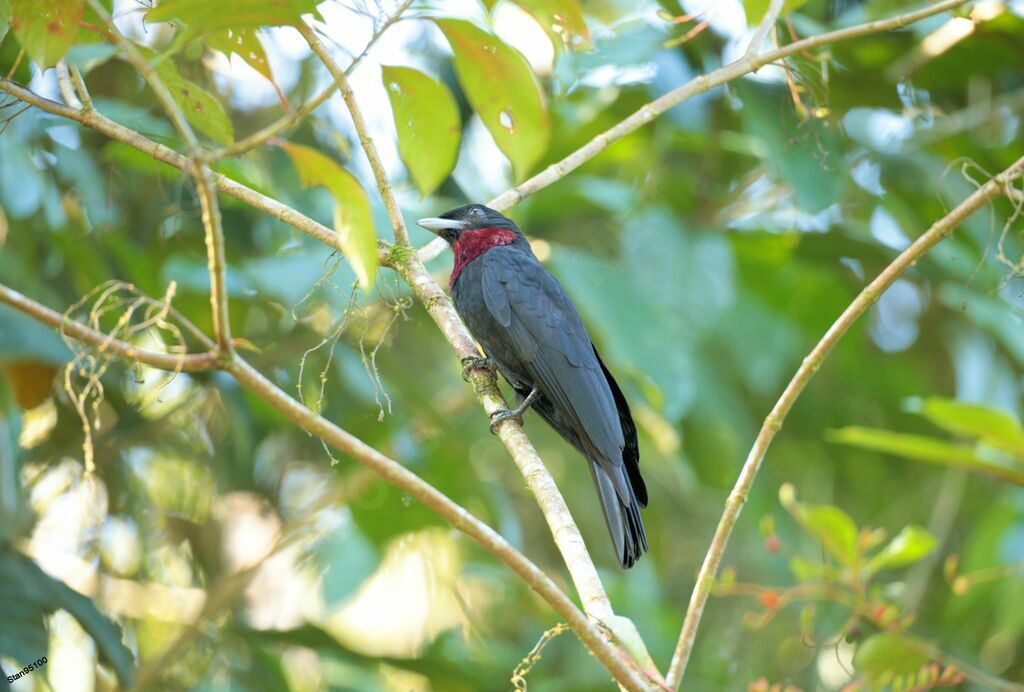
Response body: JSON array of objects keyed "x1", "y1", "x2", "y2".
[
  {"x1": 489, "y1": 388, "x2": 539, "y2": 434},
  {"x1": 461, "y1": 355, "x2": 496, "y2": 382}
]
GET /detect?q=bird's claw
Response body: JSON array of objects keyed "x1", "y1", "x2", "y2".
[
  {"x1": 461, "y1": 356, "x2": 496, "y2": 382},
  {"x1": 488, "y1": 388, "x2": 539, "y2": 435}
]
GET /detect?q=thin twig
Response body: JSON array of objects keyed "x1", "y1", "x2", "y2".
[
  {"x1": 663, "y1": 154, "x2": 1024, "y2": 689},
  {"x1": 205, "y1": 0, "x2": 414, "y2": 162},
  {"x1": 417, "y1": 0, "x2": 970, "y2": 263},
  {"x1": 297, "y1": 21, "x2": 411, "y2": 246},
  {"x1": 87, "y1": 0, "x2": 232, "y2": 354}
]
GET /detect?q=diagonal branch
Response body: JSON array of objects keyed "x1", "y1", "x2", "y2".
[
  {"x1": 298, "y1": 17, "x2": 631, "y2": 654},
  {"x1": 663, "y1": 154, "x2": 1024, "y2": 689},
  {"x1": 205, "y1": 0, "x2": 414, "y2": 162},
  {"x1": 416, "y1": 0, "x2": 970, "y2": 263},
  {"x1": 0, "y1": 284, "x2": 218, "y2": 372},
  {"x1": 0, "y1": 78, "x2": 339, "y2": 250}
]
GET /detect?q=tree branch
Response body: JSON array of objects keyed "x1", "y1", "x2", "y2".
[
  {"x1": 663, "y1": 154, "x2": 1024, "y2": 689},
  {"x1": 205, "y1": 0, "x2": 413, "y2": 162},
  {"x1": 297, "y1": 21, "x2": 411, "y2": 246},
  {"x1": 745, "y1": 0, "x2": 784, "y2": 59},
  {"x1": 226, "y1": 356, "x2": 650, "y2": 690},
  {"x1": 417, "y1": 0, "x2": 970, "y2": 263},
  {"x1": 0, "y1": 282, "x2": 651, "y2": 691},
  {"x1": 0, "y1": 283, "x2": 218, "y2": 372},
  {"x1": 0, "y1": 78, "x2": 339, "y2": 249},
  {"x1": 87, "y1": 0, "x2": 232, "y2": 352}
]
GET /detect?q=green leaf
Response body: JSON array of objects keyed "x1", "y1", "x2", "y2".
[
  {"x1": 434, "y1": 18, "x2": 549, "y2": 180},
  {"x1": 141, "y1": 48, "x2": 234, "y2": 145},
  {"x1": 381, "y1": 65, "x2": 461, "y2": 196},
  {"x1": 919, "y1": 397, "x2": 1024, "y2": 457},
  {"x1": 10, "y1": 0, "x2": 82, "y2": 68},
  {"x1": 205, "y1": 27, "x2": 274, "y2": 82},
  {"x1": 828, "y1": 426, "x2": 1024, "y2": 486},
  {"x1": 744, "y1": 0, "x2": 811, "y2": 26},
  {"x1": 800, "y1": 504, "x2": 859, "y2": 566},
  {"x1": 789, "y1": 556, "x2": 833, "y2": 582},
  {"x1": 866, "y1": 525, "x2": 937, "y2": 575},
  {"x1": 512, "y1": 0, "x2": 590, "y2": 49},
  {"x1": 853, "y1": 634, "x2": 929, "y2": 677},
  {"x1": 146, "y1": 0, "x2": 318, "y2": 44},
  {"x1": 0, "y1": 0, "x2": 11, "y2": 46},
  {"x1": 0, "y1": 550, "x2": 135, "y2": 687},
  {"x1": 279, "y1": 142, "x2": 378, "y2": 289}
]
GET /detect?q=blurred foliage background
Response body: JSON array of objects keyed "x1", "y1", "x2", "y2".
[{"x1": 1, "y1": 0, "x2": 1023, "y2": 689}]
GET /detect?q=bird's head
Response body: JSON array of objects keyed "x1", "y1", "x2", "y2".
[{"x1": 416, "y1": 204, "x2": 521, "y2": 244}]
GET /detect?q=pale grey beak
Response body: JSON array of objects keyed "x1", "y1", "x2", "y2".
[{"x1": 417, "y1": 217, "x2": 467, "y2": 234}]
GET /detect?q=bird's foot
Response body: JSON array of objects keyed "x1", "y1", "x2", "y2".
[
  {"x1": 461, "y1": 356, "x2": 496, "y2": 382},
  {"x1": 489, "y1": 388, "x2": 539, "y2": 434}
]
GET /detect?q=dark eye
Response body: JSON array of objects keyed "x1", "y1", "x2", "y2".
[{"x1": 470, "y1": 207, "x2": 483, "y2": 218}]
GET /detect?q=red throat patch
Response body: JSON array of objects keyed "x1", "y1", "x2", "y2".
[{"x1": 450, "y1": 228, "x2": 517, "y2": 288}]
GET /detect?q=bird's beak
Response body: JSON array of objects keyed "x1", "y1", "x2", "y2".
[{"x1": 417, "y1": 217, "x2": 467, "y2": 234}]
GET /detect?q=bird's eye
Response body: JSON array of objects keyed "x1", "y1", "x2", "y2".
[{"x1": 470, "y1": 207, "x2": 483, "y2": 217}]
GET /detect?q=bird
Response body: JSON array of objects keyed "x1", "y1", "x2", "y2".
[{"x1": 417, "y1": 204, "x2": 648, "y2": 568}]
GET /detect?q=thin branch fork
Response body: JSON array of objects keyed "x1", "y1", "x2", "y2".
[{"x1": 664, "y1": 154, "x2": 1024, "y2": 689}]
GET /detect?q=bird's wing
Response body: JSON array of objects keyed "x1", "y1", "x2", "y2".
[{"x1": 479, "y1": 247, "x2": 627, "y2": 480}]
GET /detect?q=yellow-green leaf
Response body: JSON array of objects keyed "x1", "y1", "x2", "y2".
[
  {"x1": 866, "y1": 525, "x2": 937, "y2": 575},
  {"x1": 919, "y1": 397, "x2": 1024, "y2": 457},
  {"x1": 827, "y1": 426, "x2": 1024, "y2": 486},
  {"x1": 10, "y1": 0, "x2": 82, "y2": 68},
  {"x1": 147, "y1": 0, "x2": 318, "y2": 36},
  {"x1": 512, "y1": 0, "x2": 589, "y2": 49},
  {"x1": 434, "y1": 18, "x2": 549, "y2": 180},
  {"x1": 801, "y1": 505, "x2": 859, "y2": 566},
  {"x1": 205, "y1": 27, "x2": 273, "y2": 82},
  {"x1": 381, "y1": 65, "x2": 460, "y2": 197},
  {"x1": 744, "y1": 0, "x2": 810, "y2": 26},
  {"x1": 854, "y1": 634, "x2": 929, "y2": 677},
  {"x1": 144, "y1": 49, "x2": 234, "y2": 145},
  {"x1": 0, "y1": 0, "x2": 11, "y2": 46},
  {"x1": 279, "y1": 142, "x2": 378, "y2": 289}
]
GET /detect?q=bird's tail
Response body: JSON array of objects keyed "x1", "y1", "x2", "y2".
[{"x1": 589, "y1": 461, "x2": 648, "y2": 569}]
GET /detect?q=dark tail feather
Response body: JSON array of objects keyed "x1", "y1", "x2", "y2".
[{"x1": 590, "y1": 461, "x2": 648, "y2": 569}]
